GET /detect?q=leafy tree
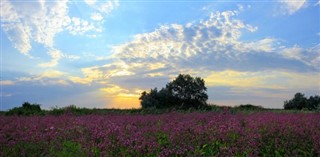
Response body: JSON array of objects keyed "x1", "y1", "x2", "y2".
[
  {"x1": 284, "y1": 93, "x2": 320, "y2": 110},
  {"x1": 284, "y1": 93, "x2": 307, "y2": 110},
  {"x1": 166, "y1": 74, "x2": 208, "y2": 108},
  {"x1": 306, "y1": 95, "x2": 320, "y2": 110},
  {"x1": 140, "y1": 74, "x2": 208, "y2": 109},
  {"x1": 139, "y1": 88, "x2": 160, "y2": 109}
]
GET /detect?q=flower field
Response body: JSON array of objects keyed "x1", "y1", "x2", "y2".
[{"x1": 1, "y1": 112, "x2": 319, "y2": 156}]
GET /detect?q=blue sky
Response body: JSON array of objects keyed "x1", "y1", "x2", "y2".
[{"x1": 1, "y1": 0, "x2": 319, "y2": 110}]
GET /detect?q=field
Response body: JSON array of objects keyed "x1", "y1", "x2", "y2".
[{"x1": 1, "y1": 112, "x2": 320, "y2": 156}]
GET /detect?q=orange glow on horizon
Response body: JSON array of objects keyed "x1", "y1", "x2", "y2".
[{"x1": 107, "y1": 95, "x2": 141, "y2": 109}]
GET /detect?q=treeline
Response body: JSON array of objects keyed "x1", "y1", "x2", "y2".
[
  {"x1": 284, "y1": 93, "x2": 320, "y2": 111},
  {"x1": 4, "y1": 102, "x2": 267, "y2": 116}
]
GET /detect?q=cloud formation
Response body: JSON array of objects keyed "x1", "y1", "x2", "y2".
[
  {"x1": 1, "y1": 0, "x2": 117, "y2": 67},
  {"x1": 67, "y1": 8, "x2": 319, "y2": 107},
  {"x1": 277, "y1": 0, "x2": 307, "y2": 15}
]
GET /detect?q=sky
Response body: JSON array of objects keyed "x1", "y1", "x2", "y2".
[{"x1": 0, "y1": 0, "x2": 319, "y2": 110}]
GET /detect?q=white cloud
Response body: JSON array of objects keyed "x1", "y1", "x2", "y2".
[
  {"x1": 66, "y1": 17, "x2": 102, "y2": 35},
  {"x1": 38, "y1": 49, "x2": 80, "y2": 68},
  {"x1": 281, "y1": 44, "x2": 320, "y2": 69},
  {"x1": 278, "y1": 0, "x2": 307, "y2": 15},
  {"x1": 84, "y1": 0, "x2": 96, "y2": 6},
  {"x1": 91, "y1": 12, "x2": 103, "y2": 21},
  {"x1": 1, "y1": 0, "x2": 105, "y2": 66},
  {"x1": 1, "y1": 0, "x2": 71, "y2": 52},
  {"x1": 110, "y1": 10, "x2": 271, "y2": 74},
  {"x1": 85, "y1": 0, "x2": 119, "y2": 14},
  {"x1": 18, "y1": 70, "x2": 69, "y2": 86}
]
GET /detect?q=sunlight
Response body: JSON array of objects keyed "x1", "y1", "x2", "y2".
[{"x1": 108, "y1": 95, "x2": 140, "y2": 109}]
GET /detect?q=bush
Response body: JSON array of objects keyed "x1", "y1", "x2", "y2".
[
  {"x1": 236, "y1": 104, "x2": 264, "y2": 110},
  {"x1": 49, "y1": 105, "x2": 94, "y2": 115},
  {"x1": 6, "y1": 102, "x2": 43, "y2": 116}
]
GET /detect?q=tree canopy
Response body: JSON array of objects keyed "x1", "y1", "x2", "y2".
[
  {"x1": 139, "y1": 74, "x2": 208, "y2": 109},
  {"x1": 284, "y1": 93, "x2": 320, "y2": 111}
]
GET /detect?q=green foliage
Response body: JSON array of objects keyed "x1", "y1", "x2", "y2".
[
  {"x1": 49, "y1": 105, "x2": 95, "y2": 115},
  {"x1": 140, "y1": 74, "x2": 208, "y2": 109},
  {"x1": 1, "y1": 141, "x2": 47, "y2": 156},
  {"x1": 6, "y1": 102, "x2": 44, "y2": 116},
  {"x1": 49, "y1": 141, "x2": 86, "y2": 157},
  {"x1": 284, "y1": 93, "x2": 320, "y2": 111},
  {"x1": 167, "y1": 74, "x2": 208, "y2": 108}
]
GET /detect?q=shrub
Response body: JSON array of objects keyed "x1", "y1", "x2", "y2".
[{"x1": 6, "y1": 102, "x2": 43, "y2": 116}]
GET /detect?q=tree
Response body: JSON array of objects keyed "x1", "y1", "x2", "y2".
[
  {"x1": 284, "y1": 93, "x2": 320, "y2": 110},
  {"x1": 139, "y1": 74, "x2": 208, "y2": 109},
  {"x1": 166, "y1": 74, "x2": 208, "y2": 108},
  {"x1": 139, "y1": 88, "x2": 160, "y2": 109},
  {"x1": 306, "y1": 95, "x2": 320, "y2": 110},
  {"x1": 284, "y1": 93, "x2": 307, "y2": 110}
]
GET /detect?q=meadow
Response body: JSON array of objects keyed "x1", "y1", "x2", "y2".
[{"x1": 1, "y1": 111, "x2": 319, "y2": 156}]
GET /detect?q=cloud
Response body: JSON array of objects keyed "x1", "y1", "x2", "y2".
[
  {"x1": 113, "y1": 10, "x2": 260, "y2": 66},
  {"x1": 18, "y1": 70, "x2": 69, "y2": 86},
  {"x1": 281, "y1": 44, "x2": 320, "y2": 69},
  {"x1": 84, "y1": 0, "x2": 119, "y2": 14},
  {"x1": 0, "y1": 80, "x2": 15, "y2": 86},
  {"x1": 1, "y1": 0, "x2": 70, "y2": 53},
  {"x1": 70, "y1": 9, "x2": 318, "y2": 96},
  {"x1": 277, "y1": 0, "x2": 307, "y2": 15},
  {"x1": 66, "y1": 17, "x2": 102, "y2": 35},
  {"x1": 205, "y1": 70, "x2": 319, "y2": 90},
  {"x1": 91, "y1": 12, "x2": 104, "y2": 21},
  {"x1": 109, "y1": 9, "x2": 310, "y2": 77},
  {"x1": 38, "y1": 49, "x2": 80, "y2": 68},
  {"x1": 69, "y1": 62, "x2": 134, "y2": 85},
  {"x1": 1, "y1": 0, "x2": 106, "y2": 67}
]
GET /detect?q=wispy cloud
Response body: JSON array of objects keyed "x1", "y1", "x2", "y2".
[
  {"x1": 18, "y1": 70, "x2": 69, "y2": 86},
  {"x1": 277, "y1": 0, "x2": 307, "y2": 15},
  {"x1": 205, "y1": 70, "x2": 319, "y2": 90},
  {"x1": 0, "y1": 80, "x2": 15, "y2": 86},
  {"x1": 281, "y1": 44, "x2": 320, "y2": 69},
  {"x1": 91, "y1": 12, "x2": 104, "y2": 21},
  {"x1": 38, "y1": 49, "x2": 80, "y2": 68}
]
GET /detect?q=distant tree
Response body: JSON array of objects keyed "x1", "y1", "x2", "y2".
[
  {"x1": 166, "y1": 74, "x2": 208, "y2": 108},
  {"x1": 284, "y1": 93, "x2": 320, "y2": 110},
  {"x1": 140, "y1": 74, "x2": 208, "y2": 109},
  {"x1": 306, "y1": 95, "x2": 320, "y2": 110},
  {"x1": 284, "y1": 93, "x2": 307, "y2": 110},
  {"x1": 6, "y1": 102, "x2": 43, "y2": 116},
  {"x1": 139, "y1": 88, "x2": 160, "y2": 109}
]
